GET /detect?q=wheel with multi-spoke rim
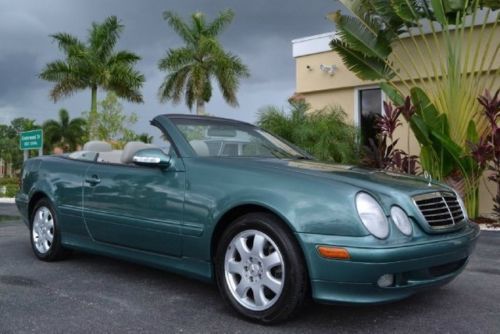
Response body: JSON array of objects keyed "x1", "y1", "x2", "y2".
[
  {"x1": 30, "y1": 198, "x2": 68, "y2": 261},
  {"x1": 215, "y1": 212, "x2": 307, "y2": 324}
]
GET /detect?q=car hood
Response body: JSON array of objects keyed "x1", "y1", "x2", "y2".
[{"x1": 218, "y1": 158, "x2": 449, "y2": 197}]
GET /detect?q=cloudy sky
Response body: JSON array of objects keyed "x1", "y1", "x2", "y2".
[{"x1": 0, "y1": 0, "x2": 342, "y2": 133}]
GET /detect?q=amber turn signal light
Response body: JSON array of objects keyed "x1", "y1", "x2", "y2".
[{"x1": 317, "y1": 246, "x2": 350, "y2": 260}]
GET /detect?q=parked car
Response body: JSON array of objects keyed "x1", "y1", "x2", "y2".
[{"x1": 16, "y1": 114, "x2": 479, "y2": 323}]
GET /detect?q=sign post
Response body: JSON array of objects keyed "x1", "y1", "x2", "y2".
[{"x1": 19, "y1": 129, "x2": 43, "y2": 161}]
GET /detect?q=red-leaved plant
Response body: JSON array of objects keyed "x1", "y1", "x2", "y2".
[
  {"x1": 363, "y1": 100, "x2": 419, "y2": 174},
  {"x1": 470, "y1": 89, "x2": 500, "y2": 220}
]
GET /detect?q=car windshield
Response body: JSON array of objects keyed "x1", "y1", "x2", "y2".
[{"x1": 171, "y1": 118, "x2": 311, "y2": 159}]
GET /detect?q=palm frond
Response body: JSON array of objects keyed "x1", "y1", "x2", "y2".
[
  {"x1": 191, "y1": 12, "x2": 206, "y2": 36},
  {"x1": 332, "y1": 12, "x2": 391, "y2": 59},
  {"x1": 213, "y1": 53, "x2": 249, "y2": 106},
  {"x1": 107, "y1": 51, "x2": 141, "y2": 66},
  {"x1": 330, "y1": 39, "x2": 395, "y2": 80},
  {"x1": 206, "y1": 9, "x2": 235, "y2": 37},
  {"x1": 390, "y1": 0, "x2": 426, "y2": 22},
  {"x1": 106, "y1": 64, "x2": 145, "y2": 103},
  {"x1": 158, "y1": 66, "x2": 191, "y2": 104},
  {"x1": 163, "y1": 11, "x2": 196, "y2": 45},
  {"x1": 58, "y1": 108, "x2": 70, "y2": 128},
  {"x1": 39, "y1": 60, "x2": 72, "y2": 82},
  {"x1": 89, "y1": 16, "x2": 124, "y2": 61},
  {"x1": 158, "y1": 47, "x2": 196, "y2": 71},
  {"x1": 50, "y1": 33, "x2": 85, "y2": 56}
]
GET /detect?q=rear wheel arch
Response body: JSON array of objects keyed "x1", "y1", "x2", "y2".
[{"x1": 28, "y1": 192, "x2": 51, "y2": 222}]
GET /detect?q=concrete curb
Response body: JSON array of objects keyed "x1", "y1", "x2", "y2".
[
  {"x1": 0, "y1": 198, "x2": 15, "y2": 204},
  {"x1": 479, "y1": 224, "x2": 500, "y2": 231}
]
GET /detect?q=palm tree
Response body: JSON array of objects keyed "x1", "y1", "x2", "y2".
[
  {"x1": 158, "y1": 10, "x2": 249, "y2": 115},
  {"x1": 39, "y1": 16, "x2": 145, "y2": 139},
  {"x1": 43, "y1": 109, "x2": 86, "y2": 153}
]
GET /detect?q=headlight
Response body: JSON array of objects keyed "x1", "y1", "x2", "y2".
[
  {"x1": 390, "y1": 206, "x2": 413, "y2": 236},
  {"x1": 355, "y1": 192, "x2": 389, "y2": 239}
]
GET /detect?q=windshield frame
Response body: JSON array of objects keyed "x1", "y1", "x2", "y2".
[{"x1": 168, "y1": 116, "x2": 313, "y2": 160}]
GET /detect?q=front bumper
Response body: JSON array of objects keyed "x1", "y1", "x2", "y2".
[{"x1": 297, "y1": 221, "x2": 480, "y2": 304}]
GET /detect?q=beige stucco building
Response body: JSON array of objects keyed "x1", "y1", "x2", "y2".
[{"x1": 292, "y1": 20, "x2": 499, "y2": 217}]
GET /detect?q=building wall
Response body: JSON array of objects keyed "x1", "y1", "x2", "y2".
[{"x1": 293, "y1": 23, "x2": 499, "y2": 217}]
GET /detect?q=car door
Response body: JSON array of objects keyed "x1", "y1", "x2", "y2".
[{"x1": 82, "y1": 151, "x2": 185, "y2": 257}]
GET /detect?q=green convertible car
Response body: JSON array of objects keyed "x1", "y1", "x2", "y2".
[{"x1": 16, "y1": 114, "x2": 479, "y2": 323}]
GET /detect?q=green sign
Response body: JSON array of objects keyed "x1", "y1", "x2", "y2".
[{"x1": 20, "y1": 129, "x2": 43, "y2": 150}]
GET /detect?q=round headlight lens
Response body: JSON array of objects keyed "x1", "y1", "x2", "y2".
[
  {"x1": 355, "y1": 192, "x2": 389, "y2": 239},
  {"x1": 390, "y1": 206, "x2": 413, "y2": 236}
]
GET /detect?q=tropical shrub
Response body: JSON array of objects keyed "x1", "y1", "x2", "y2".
[
  {"x1": 0, "y1": 118, "x2": 40, "y2": 171},
  {"x1": 329, "y1": 0, "x2": 500, "y2": 217},
  {"x1": 363, "y1": 100, "x2": 419, "y2": 174},
  {"x1": 469, "y1": 89, "x2": 500, "y2": 220},
  {"x1": 258, "y1": 96, "x2": 360, "y2": 164},
  {"x1": 82, "y1": 92, "x2": 141, "y2": 148},
  {"x1": 0, "y1": 177, "x2": 19, "y2": 198}
]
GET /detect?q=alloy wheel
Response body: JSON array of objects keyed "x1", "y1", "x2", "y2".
[
  {"x1": 32, "y1": 206, "x2": 54, "y2": 254},
  {"x1": 224, "y1": 229, "x2": 285, "y2": 311}
]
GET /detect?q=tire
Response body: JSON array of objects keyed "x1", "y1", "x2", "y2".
[
  {"x1": 30, "y1": 198, "x2": 69, "y2": 261},
  {"x1": 215, "y1": 212, "x2": 308, "y2": 324}
]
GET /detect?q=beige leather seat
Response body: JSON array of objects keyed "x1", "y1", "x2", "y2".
[
  {"x1": 83, "y1": 141, "x2": 112, "y2": 152},
  {"x1": 190, "y1": 140, "x2": 210, "y2": 157},
  {"x1": 97, "y1": 150, "x2": 123, "y2": 164}
]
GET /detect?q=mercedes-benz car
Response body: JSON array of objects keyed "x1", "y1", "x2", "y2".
[{"x1": 16, "y1": 114, "x2": 480, "y2": 323}]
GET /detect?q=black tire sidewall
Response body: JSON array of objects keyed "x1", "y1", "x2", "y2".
[
  {"x1": 30, "y1": 198, "x2": 65, "y2": 261},
  {"x1": 215, "y1": 212, "x2": 307, "y2": 323}
]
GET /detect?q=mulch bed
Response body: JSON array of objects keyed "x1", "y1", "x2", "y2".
[{"x1": 475, "y1": 216, "x2": 500, "y2": 229}]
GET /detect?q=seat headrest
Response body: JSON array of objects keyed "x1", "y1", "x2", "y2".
[
  {"x1": 83, "y1": 141, "x2": 112, "y2": 152},
  {"x1": 97, "y1": 150, "x2": 123, "y2": 164},
  {"x1": 190, "y1": 140, "x2": 210, "y2": 157},
  {"x1": 121, "y1": 142, "x2": 155, "y2": 164}
]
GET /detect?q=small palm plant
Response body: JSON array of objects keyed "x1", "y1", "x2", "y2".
[
  {"x1": 158, "y1": 10, "x2": 249, "y2": 115},
  {"x1": 43, "y1": 109, "x2": 86, "y2": 153},
  {"x1": 39, "y1": 16, "x2": 145, "y2": 139}
]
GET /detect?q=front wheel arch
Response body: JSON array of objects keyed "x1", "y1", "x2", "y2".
[
  {"x1": 211, "y1": 204, "x2": 298, "y2": 261},
  {"x1": 214, "y1": 212, "x2": 309, "y2": 323}
]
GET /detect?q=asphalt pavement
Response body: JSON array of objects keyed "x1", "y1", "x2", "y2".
[{"x1": 0, "y1": 203, "x2": 499, "y2": 333}]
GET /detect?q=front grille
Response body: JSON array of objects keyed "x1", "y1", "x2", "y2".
[{"x1": 413, "y1": 192, "x2": 465, "y2": 229}]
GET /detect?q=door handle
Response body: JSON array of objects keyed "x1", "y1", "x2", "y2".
[{"x1": 85, "y1": 175, "x2": 101, "y2": 186}]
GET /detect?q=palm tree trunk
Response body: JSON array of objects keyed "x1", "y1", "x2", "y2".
[
  {"x1": 89, "y1": 86, "x2": 98, "y2": 140},
  {"x1": 196, "y1": 100, "x2": 205, "y2": 115}
]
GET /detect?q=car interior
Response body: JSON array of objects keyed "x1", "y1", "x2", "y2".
[{"x1": 69, "y1": 141, "x2": 158, "y2": 164}]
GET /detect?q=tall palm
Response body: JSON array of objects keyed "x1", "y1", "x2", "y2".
[
  {"x1": 158, "y1": 10, "x2": 249, "y2": 115},
  {"x1": 43, "y1": 109, "x2": 86, "y2": 152},
  {"x1": 39, "y1": 16, "x2": 145, "y2": 139}
]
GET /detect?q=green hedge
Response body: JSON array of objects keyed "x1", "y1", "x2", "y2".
[{"x1": 0, "y1": 177, "x2": 19, "y2": 197}]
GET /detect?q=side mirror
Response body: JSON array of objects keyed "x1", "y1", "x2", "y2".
[{"x1": 132, "y1": 148, "x2": 171, "y2": 169}]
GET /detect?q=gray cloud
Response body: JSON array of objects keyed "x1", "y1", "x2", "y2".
[{"x1": 0, "y1": 0, "x2": 342, "y2": 133}]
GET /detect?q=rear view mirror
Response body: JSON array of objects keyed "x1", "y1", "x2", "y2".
[{"x1": 132, "y1": 148, "x2": 171, "y2": 169}]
